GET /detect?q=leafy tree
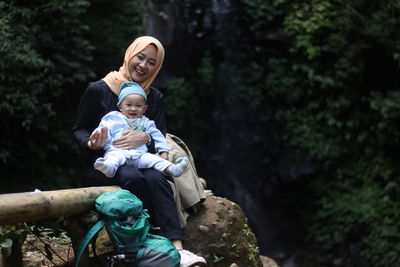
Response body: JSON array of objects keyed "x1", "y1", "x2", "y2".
[
  {"x1": 0, "y1": 0, "x2": 94, "y2": 192},
  {"x1": 166, "y1": 51, "x2": 215, "y2": 154},
  {"x1": 239, "y1": 0, "x2": 400, "y2": 265},
  {"x1": 82, "y1": 0, "x2": 146, "y2": 78},
  {"x1": 0, "y1": 0, "x2": 147, "y2": 193}
]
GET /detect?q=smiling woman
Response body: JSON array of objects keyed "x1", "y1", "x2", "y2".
[
  {"x1": 101, "y1": 37, "x2": 165, "y2": 97},
  {"x1": 129, "y1": 44, "x2": 158, "y2": 82},
  {"x1": 72, "y1": 36, "x2": 206, "y2": 266}
]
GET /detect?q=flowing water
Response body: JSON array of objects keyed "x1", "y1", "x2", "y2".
[{"x1": 146, "y1": 1, "x2": 316, "y2": 265}]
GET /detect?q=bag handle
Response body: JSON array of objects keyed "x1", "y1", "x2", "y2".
[{"x1": 73, "y1": 220, "x2": 105, "y2": 267}]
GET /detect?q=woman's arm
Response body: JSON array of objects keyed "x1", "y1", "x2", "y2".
[
  {"x1": 73, "y1": 82, "x2": 105, "y2": 151},
  {"x1": 112, "y1": 130, "x2": 149, "y2": 149}
]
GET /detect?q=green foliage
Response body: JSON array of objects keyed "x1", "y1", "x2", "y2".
[
  {"x1": 0, "y1": 224, "x2": 26, "y2": 258},
  {"x1": 309, "y1": 172, "x2": 400, "y2": 266},
  {"x1": 240, "y1": 0, "x2": 286, "y2": 36},
  {"x1": 228, "y1": 62, "x2": 267, "y2": 110},
  {"x1": 0, "y1": 0, "x2": 95, "y2": 192},
  {"x1": 27, "y1": 222, "x2": 71, "y2": 243},
  {"x1": 0, "y1": 225, "x2": 15, "y2": 254},
  {"x1": 212, "y1": 254, "x2": 224, "y2": 263},
  {"x1": 241, "y1": 0, "x2": 400, "y2": 265},
  {"x1": 0, "y1": 0, "x2": 146, "y2": 193},
  {"x1": 165, "y1": 51, "x2": 215, "y2": 154},
  {"x1": 1, "y1": 0, "x2": 400, "y2": 265},
  {"x1": 82, "y1": 0, "x2": 146, "y2": 77},
  {"x1": 271, "y1": 0, "x2": 400, "y2": 172}
]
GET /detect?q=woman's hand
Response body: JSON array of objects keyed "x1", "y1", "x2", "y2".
[
  {"x1": 113, "y1": 130, "x2": 148, "y2": 149},
  {"x1": 88, "y1": 127, "x2": 108, "y2": 150}
]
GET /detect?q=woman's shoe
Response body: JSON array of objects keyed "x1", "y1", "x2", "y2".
[{"x1": 179, "y1": 250, "x2": 207, "y2": 267}]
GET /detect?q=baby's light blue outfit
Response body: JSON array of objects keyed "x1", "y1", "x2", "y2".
[{"x1": 94, "y1": 111, "x2": 171, "y2": 177}]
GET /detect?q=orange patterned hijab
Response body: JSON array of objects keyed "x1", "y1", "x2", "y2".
[{"x1": 102, "y1": 36, "x2": 165, "y2": 95}]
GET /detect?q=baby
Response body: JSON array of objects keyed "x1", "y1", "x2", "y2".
[{"x1": 93, "y1": 81, "x2": 188, "y2": 178}]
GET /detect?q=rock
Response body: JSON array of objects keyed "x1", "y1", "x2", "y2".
[
  {"x1": 61, "y1": 191, "x2": 278, "y2": 267},
  {"x1": 183, "y1": 194, "x2": 263, "y2": 267},
  {"x1": 199, "y1": 177, "x2": 208, "y2": 189},
  {"x1": 90, "y1": 193, "x2": 278, "y2": 267},
  {"x1": 260, "y1": 255, "x2": 279, "y2": 267}
]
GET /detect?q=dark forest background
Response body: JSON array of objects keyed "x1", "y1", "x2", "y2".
[{"x1": 1, "y1": 0, "x2": 399, "y2": 266}]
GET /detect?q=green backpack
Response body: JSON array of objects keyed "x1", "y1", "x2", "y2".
[{"x1": 73, "y1": 189, "x2": 180, "y2": 267}]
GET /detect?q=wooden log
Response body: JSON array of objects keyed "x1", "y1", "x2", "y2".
[{"x1": 0, "y1": 186, "x2": 120, "y2": 225}]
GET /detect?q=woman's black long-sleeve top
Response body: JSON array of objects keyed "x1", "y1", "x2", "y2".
[{"x1": 72, "y1": 80, "x2": 166, "y2": 164}]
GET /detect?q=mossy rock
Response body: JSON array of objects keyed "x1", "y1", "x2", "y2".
[{"x1": 183, "y1": 195, "x2": 263, "y2": 267}]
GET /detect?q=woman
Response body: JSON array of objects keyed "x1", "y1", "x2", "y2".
[{"x1": 73, "y1": 36, "x2": 206, "y2": 267}]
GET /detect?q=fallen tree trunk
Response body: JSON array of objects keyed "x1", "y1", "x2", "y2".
[{"x1": 0, "y1": 186, "x2": 119, "y2": 225}]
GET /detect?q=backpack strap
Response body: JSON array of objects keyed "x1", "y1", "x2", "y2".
[
  {"x1": 136, "y1": 246, "x2": 146, "y2": 261},
  {"x1": 73, "y1": 220, "x2": 105, "y2": 267}
]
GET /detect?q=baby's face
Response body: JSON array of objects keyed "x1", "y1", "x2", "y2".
[{"x1": 119, "y1": 94, "x2": 147, "y2": 119}]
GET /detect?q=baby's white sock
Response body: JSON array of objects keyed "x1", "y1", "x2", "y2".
[
  {"x1": 166, "y1": 157, "x2": 189, "y2": 177},
  {"x1": 94, "y1": 157, "x2": 117, "y2": 178}
]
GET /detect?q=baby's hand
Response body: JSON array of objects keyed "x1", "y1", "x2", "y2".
[
  {"x1": 88, "y1": 127, "x2": 108, "y2": 150},
  {"x1": 160, "y1": 152, "x2": 169, "y2": 160}
]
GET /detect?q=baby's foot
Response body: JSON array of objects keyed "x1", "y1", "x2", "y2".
[
  {"x1": 166, "y1": 157, "x2": 189, "y2": 177},
  {"x1": 94, "y1": 158, "x2": 116, "y2": 178}
]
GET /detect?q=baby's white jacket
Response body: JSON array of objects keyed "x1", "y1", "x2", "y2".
[{"x1": 94, "y1": 111, "x2": 169, "y2": 159}]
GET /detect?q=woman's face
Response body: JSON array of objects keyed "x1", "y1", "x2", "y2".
[{"x1": 128, "y1": 46, "x2": 157, "y2": 83}]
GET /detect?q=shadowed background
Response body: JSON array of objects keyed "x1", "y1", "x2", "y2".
[{"x1": 1, "y1": 1, "x2": 399, "y2": 266}]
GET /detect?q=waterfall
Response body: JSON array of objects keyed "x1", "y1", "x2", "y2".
[{"x1": 145, "y1": 0, "x2": 315, "y2": 264}]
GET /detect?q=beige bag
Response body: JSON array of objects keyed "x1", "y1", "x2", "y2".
[{"x1": 165, "y1": 133, "x2": 206, "y2": 227}]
